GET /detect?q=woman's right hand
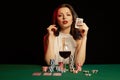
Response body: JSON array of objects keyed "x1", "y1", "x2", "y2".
[{"x1": 47, "y1": 24, "x2": 57, "y2": 36}]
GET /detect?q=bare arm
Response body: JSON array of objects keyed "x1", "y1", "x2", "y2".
[
  {"x1": 44, "y1": 34, "x2": 55, "y2": 65},
  {"x1": 43, "y1": 25, "x2": 57, "y2": 65},
  {"x1": 74, "y1": 23, "x2": 89, "y2": 66},
  {"x1": 75, "y1": 37, "x2": 87, "y2": 66}
]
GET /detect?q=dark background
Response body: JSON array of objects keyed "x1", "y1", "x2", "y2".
[{"x1": 0, "y1": 0, "x2": 116, "y2": 65}]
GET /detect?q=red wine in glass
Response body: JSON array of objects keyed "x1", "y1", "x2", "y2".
[{"x1": 59, "y1": 51, "x2": 71, "y2": 59}]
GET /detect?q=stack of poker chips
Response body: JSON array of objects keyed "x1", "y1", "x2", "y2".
[
  {"x1": 42, "y1": 66, "x2": 48, "y2": 72},
  {"x1": 58, "y1": 62, "x2": 64, "y2": 71},
  {"x1": 48, "y1": 59, "x2": 55, "y2": 72},
  {"x1": 47, "y1": 59, "x2": 65, "y2": 73},
  {"x1": 69, "y1": 55, "x2": 75, "y2": 72},
  {"x1": 58, "y1": 62, "x2": 66, "y2": 73},
  {"x1": 69, "y1": 55, "x2": 82, "y2": 73},
  {"x1": 75, "y1": 63, "x2": 82, "y2": 71},
  {"x1": 55, "y1": 62, "x2": 64, "y2": 72},
  {"x1": 73, "y1": 63, "x2": 82, "y2": 74}
]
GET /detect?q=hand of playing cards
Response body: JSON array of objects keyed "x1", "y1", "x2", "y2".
[
  {"x1": 75, "y1": 18, "x2": 89, "y2": 37},
  {"x1": 75, "y1": 18, "x2": 84, "y2": 29}
]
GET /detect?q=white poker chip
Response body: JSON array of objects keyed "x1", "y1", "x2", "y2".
[
  {"x1": 83, "y1": 70, "x2": 89, "y2": 73},
  {"x1": 85, "y1": 73, "x2": 91, "y2": 76},
  {"x1": 92, "y1": 70, "x2": 98, "y2": 73}
]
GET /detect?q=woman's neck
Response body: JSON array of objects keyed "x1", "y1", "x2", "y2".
[{"x1": 60, "y1": 27, "x2": 71, "y2": 34}]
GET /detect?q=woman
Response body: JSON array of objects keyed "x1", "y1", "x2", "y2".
[{"x1": 43, "y1": 3, "x2": 89, "y2": 69}]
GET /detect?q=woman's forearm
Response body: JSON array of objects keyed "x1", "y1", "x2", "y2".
[
  {"x1": 75, "y1": 37, "x2": 87, "y2": 66},
  {"x1": 44, "y1": 35, "x2": 55, "y2": 65}
]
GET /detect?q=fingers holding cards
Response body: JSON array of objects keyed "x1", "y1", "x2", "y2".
[
  {"x1": 75, "y1": 18, "x2": 85, "y2": 33},
  {"x1": 75, "y1": 18, "x2": 89, "y2": 35}
]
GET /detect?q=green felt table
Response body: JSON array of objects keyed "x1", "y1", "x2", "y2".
[{"x1": 0, "y1": 64, "x2": 120, "y2": 80}]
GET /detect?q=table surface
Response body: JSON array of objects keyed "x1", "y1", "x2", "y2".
[{"x1": 0, "y1": 64, "x2": 120, "y2": 80}]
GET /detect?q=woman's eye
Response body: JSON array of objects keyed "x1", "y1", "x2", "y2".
[
  {"x1": 67, "y1": 14, "x2": 71, "y2": 16},
  {"x1": 58, "y1": 15, "x2": 62, "y2": 17}
]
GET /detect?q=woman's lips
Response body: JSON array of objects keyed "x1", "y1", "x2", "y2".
[{"x1": 63, "y1": 21, "x2": 68, "y2": 24}]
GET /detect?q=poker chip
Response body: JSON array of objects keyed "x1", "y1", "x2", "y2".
[
  {"x1": 75, "y1": 63, "x2": 82, "y2": 72},
  {"x1": 53, "y1": 72, "x2": 62, "y2": 76},
  {"x1": 32, "y1": 72, "x2": 41, "y2": 76},
  {"x1": 83, "y1": 70, "x2": 89, "y2": 74},
  {"x1": 73, "y1": 70, "x2": 78, "y2": 74},
  {"x1": 92, "y1": 70, "x2": 98, "y2": 74},
  {"x1": 58, "y1": 62, "x2": 64, "y2": 67},
  {"x1": 85, "y1": 73, "x2": 91, "y2": 76},
  {"x1": 43, "y1": 72, "x2": 52, "y2": 76},
  {"x1": 50, "y1": 59, "x2": 55, "y2": 65},
  {"x1": 42, "y1": 66, "x2": 48, "y2": 72},
  {"x1": 69, "y1": 55, "x2": 75, "y2": 72},
  {"x1": 70, "y1": 68, "x2": 75, "y2": 72},
  {"x1": 76, "y1": 66, "x2": 82, "y2": 71}
]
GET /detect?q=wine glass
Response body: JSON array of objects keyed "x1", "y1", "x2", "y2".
[{"x1": 59, "y1": 37, "x2": 71, "y2": 71}]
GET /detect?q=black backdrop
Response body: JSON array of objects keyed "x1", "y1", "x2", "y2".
[{"x1": 0, "y1": 0, "x2": 116, "y2": 65}]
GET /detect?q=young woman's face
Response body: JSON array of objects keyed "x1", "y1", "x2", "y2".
[{"x1": 57, "y1": 7, "x2": 73, "y2": 29}]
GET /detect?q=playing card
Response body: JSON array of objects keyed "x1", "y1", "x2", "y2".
[{"x1": 75, "y1": 18, "x2": 83, "y2": 28}]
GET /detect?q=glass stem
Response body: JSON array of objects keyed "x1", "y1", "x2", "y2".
[{"x1": 64, "y1": 59, "x2": 66, "y2": 68}]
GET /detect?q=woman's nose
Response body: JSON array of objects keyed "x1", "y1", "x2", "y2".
[{"x1": 63, "y1": 15, "x2": 66, "y2": 19}]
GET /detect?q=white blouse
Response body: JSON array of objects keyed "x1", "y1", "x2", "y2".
[{"x1": 54, "y1": 32, "x2": 77, "y2": 65}]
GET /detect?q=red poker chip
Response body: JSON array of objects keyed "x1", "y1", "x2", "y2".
[
  {"x1": 42, "y1": 66, "x2": 48, "y2": 72},
  {"x1": 43, "y1": 72, "x2": 52, "y2": 76},
  {"x1": 32, "y1": 72, "x2": 41, "y2": 76},
  {"x1": 53, "y1": 72, "x2": 62, "y2": 76}
]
